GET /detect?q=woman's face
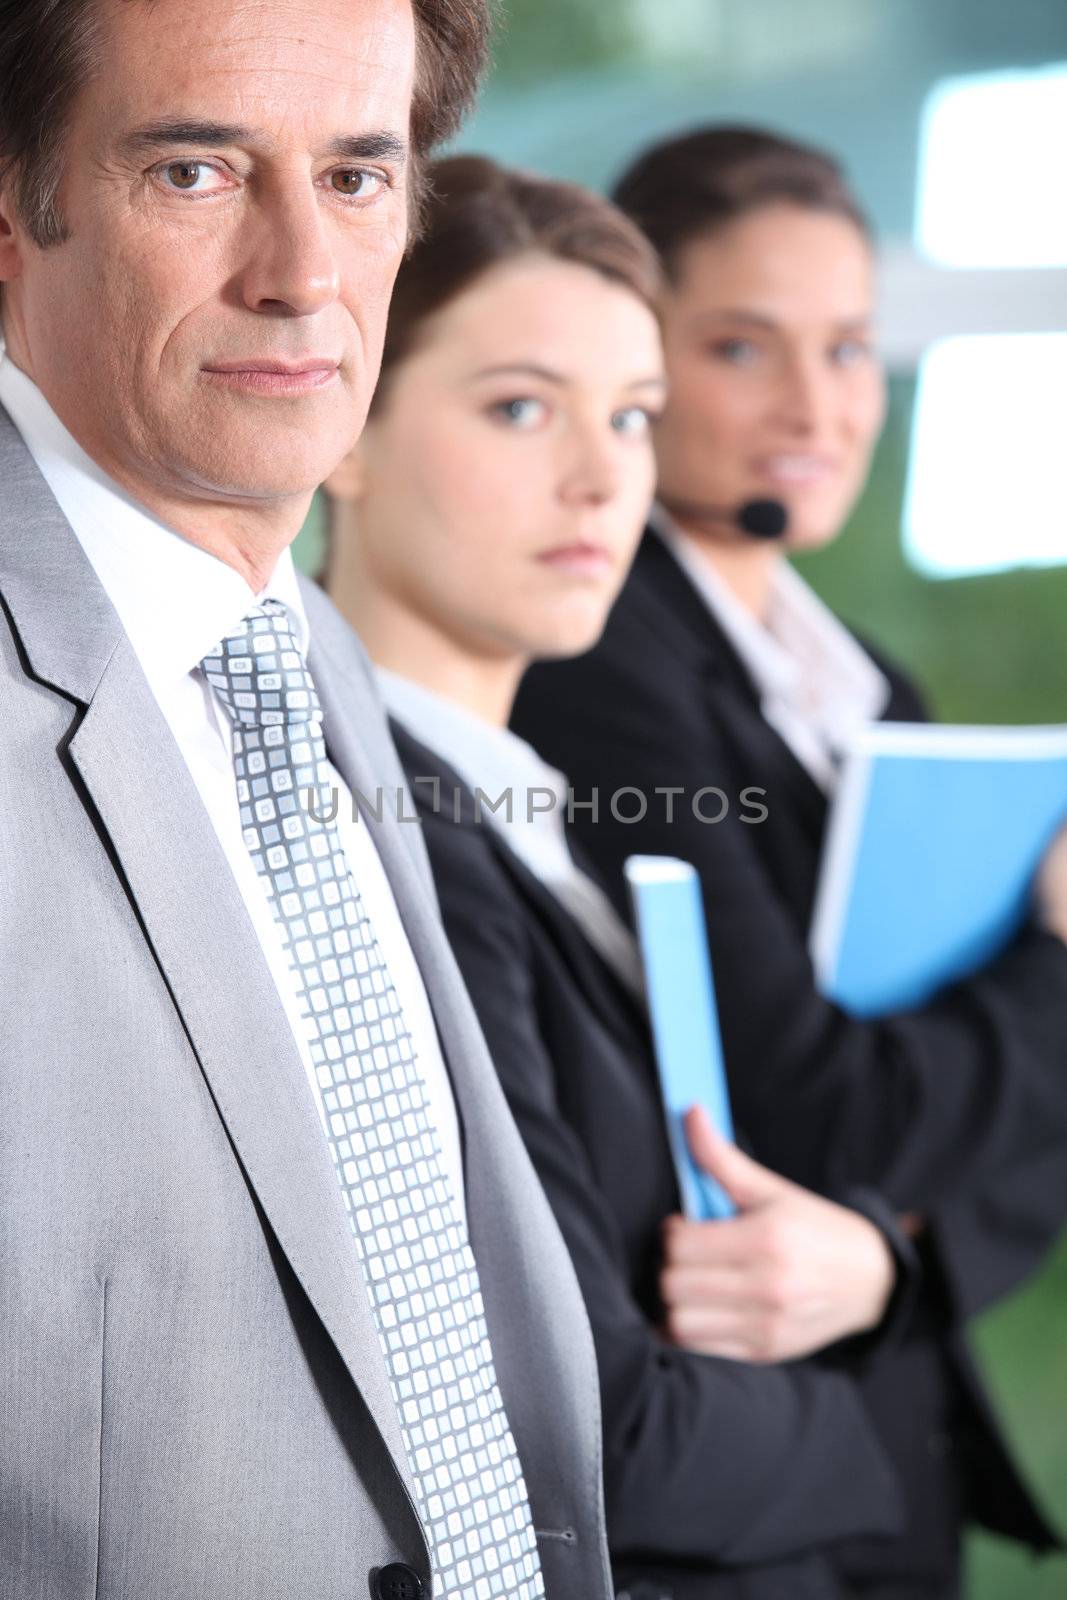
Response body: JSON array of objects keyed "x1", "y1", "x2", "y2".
[
  {"x1": 344, "y1": 252, "x2": 664, "y2": 663},
  {"x1": 653, "y1": 203, "x2": 886, "y2": 552}
]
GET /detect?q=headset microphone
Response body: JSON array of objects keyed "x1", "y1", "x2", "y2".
[
  {"x1": 659, "y1": 495, "x2": 789, "y2": 541},
  {"x1": 736, "y1": 498, "x2": 789, "y2": 540}
]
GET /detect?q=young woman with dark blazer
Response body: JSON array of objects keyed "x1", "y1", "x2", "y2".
[
  {"x1": 323, "y1": 155, "x2": 937, "y2": 1600},
  {"x1": 510, "y1": 128, "x2": 1067, "y2": 1597}
]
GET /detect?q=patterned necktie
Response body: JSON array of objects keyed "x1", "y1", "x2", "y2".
[{"x1": 202, "y1": 600, "x2": 545, "y2": 1600}]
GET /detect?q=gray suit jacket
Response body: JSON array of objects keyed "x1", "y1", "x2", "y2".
[{"x1": 0, "y1": 404, "x2": 612, "y2": 1600}]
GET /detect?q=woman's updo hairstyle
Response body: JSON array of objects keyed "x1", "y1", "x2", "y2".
[
  {"x1": 372, "y1": 153, "x2": 662, "y2": 411},
  {"x1": 612, "y1": 124, "x2": 872, "y2": 282}
]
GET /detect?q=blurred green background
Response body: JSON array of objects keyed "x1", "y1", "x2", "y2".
[{"x1": 301, "y1": 4, "x2": 1067, "y2": 1591}]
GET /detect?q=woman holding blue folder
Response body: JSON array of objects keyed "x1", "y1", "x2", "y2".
[
  {"x1": 326, "y1": 154, "x2": 931, "y2": 1600},
  {"x1": 513, "y1": 127, "x2": 1067, "y2": 1598}
]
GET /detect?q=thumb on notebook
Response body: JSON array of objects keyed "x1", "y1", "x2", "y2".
[
  {"x1": 682, "y1": 1105, "x2": 786, "y2": 1210},
  {"x1": 1034, "y1": 817, "x2": 1067, "y2": 945}
]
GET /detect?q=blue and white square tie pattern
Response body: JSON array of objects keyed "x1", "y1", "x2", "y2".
[{"x1": 202, "y1": 600, "x2": 545, "y2": 1600}]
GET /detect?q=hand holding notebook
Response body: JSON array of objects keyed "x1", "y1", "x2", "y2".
[
  {"x1": 625, "y1": 855, "x2": 899, "y2": 1357},
  {"x1": 660, "y1": 1106, "x2": 898, "y2": 1362}
]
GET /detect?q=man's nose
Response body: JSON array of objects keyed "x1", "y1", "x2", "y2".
[{"x1": 238, "y1": 182, "x2": 341, "y2": 317}]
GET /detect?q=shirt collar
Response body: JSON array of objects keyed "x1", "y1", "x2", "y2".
[
  {"x1": 648, "y1": 502, "x2": 797, "y2": 696},
  {"x1": 377, "y1": 668, "x2": 567, "y2": 820},
  {"x1": 648, "y1": 501, "x2": 889, "y2": 724},
  {"x1": 0, "y1": 349, "x2": 310, "y2": 702}
]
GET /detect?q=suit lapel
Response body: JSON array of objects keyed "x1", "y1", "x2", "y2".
[
  {"x1": 711, "y1": 676, "x2": 829, "y2": 848},
  {"x1": 633, "y1": 530, "x2": 829, "y2": 848},
  {"x1": 490, "y1": 829, "x2": 651, "y2": 1048}
]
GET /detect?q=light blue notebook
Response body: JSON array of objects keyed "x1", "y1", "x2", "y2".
[
  {"x1": 811, "y1": 723, "x2": 1067, "y2": 1016},
  {"x1": 624, "y1": 857, "x2": 735, "y2": 1220}
]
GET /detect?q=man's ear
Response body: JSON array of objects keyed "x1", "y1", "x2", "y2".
[
  {"x1": 0, "y1": 175, "x2": 25, "y2": 282},
  {"x1": 323, "y1": 438, "x2": 369, "y2": 504}
]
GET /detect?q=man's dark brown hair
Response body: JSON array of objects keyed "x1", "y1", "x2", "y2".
[
  {"x1": 374, "y1": 152, "x2": 662, "y2": 410},
  {"x1": 0, "y1": 0, "x2": 490, "y2": 247},
  {"x1": 613, "y1": 123, "x2": 872, "y2": 282}
]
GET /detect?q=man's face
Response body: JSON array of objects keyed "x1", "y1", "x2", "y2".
[{"x1": 0, "y1": 0, "x2": 416, "y2": 508}]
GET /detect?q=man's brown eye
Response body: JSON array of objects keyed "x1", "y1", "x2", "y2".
[
  {"x1": 166, "y1": 163, "x2": 201, "y2": 190},
  {"x1": 332, "y1": 170, "x2": 369, "y2": 195}
]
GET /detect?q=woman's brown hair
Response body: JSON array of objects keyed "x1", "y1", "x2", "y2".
[
  {"x1": 612, "y1": 124, "x2": 872, "y2": 281},
  {"x1": 374, "y1": 153, "x2": 662, "y2": 409}
]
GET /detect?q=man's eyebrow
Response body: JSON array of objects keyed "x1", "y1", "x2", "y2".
[
  {"x1": 119, "y1": 120, "x2": 408, "y2": 164},
  {"x1": 120, "y1": 120, "x2": 252, "y2": 156},
  {"x1": 328, "y1": 132, "x2": 409, "y2": 165}
]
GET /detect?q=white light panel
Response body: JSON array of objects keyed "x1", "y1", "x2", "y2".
[
  {"x1": 917, "y1": 64, "x2": 1067, "y2": 269},
  {"x1": 903, "y1": 333, "x2": 1067, "y2": 578}
]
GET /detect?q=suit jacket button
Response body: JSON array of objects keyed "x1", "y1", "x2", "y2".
[{"x1": 374, "y1": 1563, "x2": 426, "y2": 1600}]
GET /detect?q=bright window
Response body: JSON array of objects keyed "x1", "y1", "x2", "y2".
[
  {"x1": 916, "y1": 63, "x2": 1067, "y2": 269},
  {"x1": 903, "y1": 333, "x2": 1067, "y2": 579}
]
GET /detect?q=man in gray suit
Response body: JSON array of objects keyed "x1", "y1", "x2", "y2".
[{"x1": 0, "y1": 3, "x2": 611, "y2": 1598}]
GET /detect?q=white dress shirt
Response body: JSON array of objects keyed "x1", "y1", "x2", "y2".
[
  {"x1": 0, "y1": 352, "x2": 465, "y2": 1203},
  {"x1": 379, "y1": 668, "x2": 646, "y2": 998},
  {"x1": 650, "y1": 504, "x2": 890, "y2": 793}
]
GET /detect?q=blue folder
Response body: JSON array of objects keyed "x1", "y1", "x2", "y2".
[
  {"x1": 811, "y1": 723, "x2": 1067, "y2": 1016},
  {"x1": 624, "y1": 856, "x2": 735, "y2": 1219}
]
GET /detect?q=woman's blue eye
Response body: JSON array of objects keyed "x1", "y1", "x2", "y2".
[
  {"x1": 490, "y1": 398, "x2": 546, "y2": 428},
  {"x1": 830, "y1": 338, "x2": 872, "y2": 367},
  {"x1": 712, "y1": 338, "x2": 760, "y2": 366},
  {"x1": 611, "y1": 406, "x2": 654, "y2": 436}
]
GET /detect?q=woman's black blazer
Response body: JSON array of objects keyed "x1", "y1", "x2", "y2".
[{"x1": 392, "y1": 721, "x2": 955, "y2": 1600}]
